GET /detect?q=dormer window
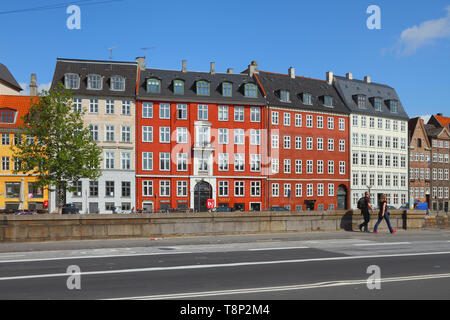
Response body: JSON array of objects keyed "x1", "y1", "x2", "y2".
[
  {"x1": 302, "y1": 93, "x2": 313, "y2": 105},
  {"x1": 388, "y1": 99, "x2": 399, "y2": 113},
  {"x1": 0, "y1": 108, "x2": 16, "y2": 124},
  {"x1": 87, "y1": 74, "x2": 102, "y2": 90},
  {"x1": 196, "y1": 80, "x2": 210, "y2": 96},
  {"x1": 324, "y1": 95, "x2": 333, "y2": 107},
  {"x1": 222, "y1": 82, "x2": 232, "y2": 97},
  {"x1": 110, "y1": 76, "x2": 125, "y2": 91},
  {"x1": 354, "y1": 94, "x2": 366, "y2": 109},
  {"x1": 373, "y1": 97, "x2": 382, "y2": 111},
  {"x1": 280, "y1": 90, "x2": 290, "y2": 102},
  {"x1": 244, "y1": 83, "x2": 258, "y2": 98},
  {"x1": 147, "y1": 78, "x2": 161, "y2": 93},
  {"x1": 64, "y1": 73, "x2": 80, "y2": 90},
  {"x1": 173, "y1": 80, "x2": 184, "y2": 95}
]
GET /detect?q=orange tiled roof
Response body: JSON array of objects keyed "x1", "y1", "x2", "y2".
[
  {"x1": 434, "y1": 115, "x2": 450, "y2": 129},
  {"x1": 0, "y1": 95, "x2": 38, "y2": 128}
]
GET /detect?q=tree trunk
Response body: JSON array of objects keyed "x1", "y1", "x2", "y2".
[{"x1": 56, "y1": 182, "x2": 67, "y2": 214}]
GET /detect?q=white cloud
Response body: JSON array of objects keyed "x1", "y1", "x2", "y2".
[
  {"x1": 395, "y1": 6, "x2": 450, "y2": 55},
  {"x1": 19, "y1": 82, "x2": 51, "y2": 96},
  {"x1": 420, "y1": 114, "x2": 432, "y2": 123}
]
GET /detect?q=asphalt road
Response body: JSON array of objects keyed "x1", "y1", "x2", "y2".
[{"x1": 0, "y1": 229, "x2": 449, "y2": 302}]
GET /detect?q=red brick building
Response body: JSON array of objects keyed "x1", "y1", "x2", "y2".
[
  {"x1": 254, "y1": 67, "x2": 350, "y2": 211},
  {"x1": 135, "y1": 60, "x2": 268, "y2": 212}
]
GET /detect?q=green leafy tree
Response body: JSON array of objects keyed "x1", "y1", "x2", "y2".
[{"x1": 12, "y1": 83, "x2": 102, "y2": 212}]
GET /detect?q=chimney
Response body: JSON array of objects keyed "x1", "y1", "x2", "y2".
[
  {"x1": 346, "y1": 72, "x2": 353, "y2": 80},
  {"x1": 437, "y1": 113, "x2": 443, "y2": 116},
  {"x1": 136, "y1": 57, "x2": 146, "y2": 71},
  {"x1": 288, "y1": 67, "x2": 295, "y2": 79},
  {"x1": 248, "y1": 60, "x2": 258, "y2": 77},
  {"x1": 364, "y1": 76, "x2": 371, "y2": 83},
  {"x1": 30, "y1": 73, "x2": 38, "y2": 97},
  {"x1": 227, "y1": 68, "x2": 234, "y2": 74},
  {"x1": 182, "y1": 60, "x2": 187, "y2": 73},
  {"x1": 326, "y1": 71, "x2": 334, "y2": 85},
  {"x1": 210, "y1": 62, "x2": 215, "y2": 74}
]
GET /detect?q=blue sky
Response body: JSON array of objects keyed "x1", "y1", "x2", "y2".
[{"x1": 1, "y1": 0, "x2": 449, "y2": 118}]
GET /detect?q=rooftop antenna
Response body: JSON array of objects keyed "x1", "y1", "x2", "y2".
[
  {"x1": 108, "y1": 46, "x2": 117, "y2": 60},
  {"x1": 140, "y1": 46, "x2": 156, "y2": 57}
]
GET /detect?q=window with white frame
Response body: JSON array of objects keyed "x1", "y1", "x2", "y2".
[
  {"x1": 142, "y1": 126, "x2": 153, "y2": 142},
  {"x1": 142, "y1": 180, "x2": 153, "y2": 197},
  {"x1": 295, "y1": 136, "x2": 302, "y2": 150},
  {"x1": 339, "y1": 139, "x2": 345, "y2": 152},
  {"x1": 105, "y1": 125, "x2": 115, "y2": 142},
  {"x1": 120, "y1": 152, "x2": 131, "y2": 170},
  {"x1": 317, "y1": 160, "x2": 324, "y2": 174},
  {"x1": 218, "y1": 153, "x2": 229, "y2": 171},
  {"x1": 234, "y1": 106, "x2": 244, "y2": 122},
  {"x1": 142, "y1": 102, "x2": 153, "y2": 118},
  {"x1": 218, "y1": 105, "x2": 228, "y2": 121},
  {"x1": 122, "y1": 100, "x2": 131, "y2": 115},
  {"x1": 198, "y1": 105, "x2": 208, "y2": 120},
  {"x1": 218, "y1": 128, "x2": 229, "y2": 144},
  {"x1": 284, "y1": 113, "x2": 290, "y2": 126},
  {"x1": 160, "y1": 127, "x2": 170, "y2": 143},
  {"x1": 284, "y1": 159, "x2": 291, "y2": 174},
  {"x1": 89, "y1": 98, "x2": 99, "y2": 113},
  {"x1": 306, "y1": 115, "x2": 313, "y2": 128},
  {"x1": 160, "y1": 181, "x2": 170, "y2": 197},
  {"x1": 328, "y1": 184, "x2": 335, "y2": 196},
  {"x1": 317, "y1": 138, "x2": 323, "y2": 150},
  {"x1": 306, "y1": 137, "x2": 313, "y2": 150},
  {"x1": 328, "y1": 160, "x2": 334, "y2": 174},
  {"x1": 142, "y1": 152, "x2": 153, "y2": 171},
  {"x1": 250, "y1": 129, "x2": 260, "y2": 146},
  {"x1": 177, "y1": 153, "x2": 188, "y2": 171},
  {"x1": 307, "y1": 184, "x2": 313, "y2": 197},
  {"x1": 89, "y1": 124, "x2": 99, "y2": 141},
  {"x1": 284, "y1": 183, "x2": 291, "y2": 198},
  {"x1": 104, "y1": 151, "x2": 115, "y2": 169},
  {"x1": 234, "y1": 154, "x2": 245, "y2": 171},
  {"x1": 295, "y1": 114, "x2": 302, "y2": 127},
  {"x1": 234, "y1": 129, "x2": 245, "y2": 145},
  {"x1": 284, "y1": 136, "x2": 291, "y2": 149},
  {"x1": 218, "y1": 181, "x2": 229, "y2": 197},
  {"x1": 328, "y1": 138, "x2": 334, "y2": 151},
  {"x1": 251, "y1": 181, "x2": 261, "y2": 197},
  {"x1": 271, "y1": 134, "x2": 279, "y2": 149},
  {"x1": 177, "y1": 127, "x2": 188, "y2": 144},
  {"x1": 250, "y1": 154, "x2": 261, "y2": 172},
  {"x1": 111, "y1": 76, "x2": 125, "y2": 91},
  {"x1": 327, "y1": 117, "x2": 334, "y2": 130},
  {"x1": 234, "y1": 181, "x2": 245, "y2": 196},
  {"x1": 160, "y1": 103, "x2": 170, "y2": 119},
  {"x1": 339, "y1": 118, "x2": 345, "y2": 131},
  {"x1": 121, "y1": 126, "x2": 131, "y2": 143},
  {"x1": 250, "y1": 107, "x2": 260, "y2": 122},
  {"x1": 177, "y1": 104, "x2": 187, "y2": 119},
  {"x1": 177, "y1": 181, "x2": 188, "y2": 197},
  {"x1": 271, "y1": 158, "x2": 279, "y2": 174},
  {"x1": 272, "y1": 183, "x2": 279, "y2": 197},
  {"x1": 317, "y1": 116, "x2": 323, "y2": 129},
  {"x1": 65, "y1": 73, "x2": 80, "y2": 89},
  {"x1": 272, "y1": 111, "x2": 279, "y2": 125},
  {"x1": 160, "y1": 152, "x2": 170, "y2": 171},
  {"x1": 306, "y1": 160, "x2": 313, "y2": 174},
  {"x1": 339, "y1": 161, "x2": 345, "y2": 175},
  {"x1": 295, "y1": 184, "x2": 302, "y2": 197},
  {"x1": 87, "y1": 74, "x2": 102, "y2": 90},
  {"x1": 295, "y1": 160, "x2": 302, "y2": 174}
]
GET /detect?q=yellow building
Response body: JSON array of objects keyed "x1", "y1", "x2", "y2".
[{"x1": 0, "y1": 95, "x2": 49, "y2": 211}]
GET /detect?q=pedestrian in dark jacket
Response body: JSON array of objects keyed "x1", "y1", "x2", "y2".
[
  {"x1": 358, "y1": 191, "x2": 373, "y2": 232},
  {"x1": 373, "y1": 194, "x2": 397, "y2": 234}
]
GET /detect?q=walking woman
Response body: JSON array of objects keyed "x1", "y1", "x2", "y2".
[{"x1": 373, "y1": 194, "x2": 397, "y2": 234}]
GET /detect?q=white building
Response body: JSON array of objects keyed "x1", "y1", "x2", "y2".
[{"x1": 333, "y1": 73, "x2": 409, "y2": 209}]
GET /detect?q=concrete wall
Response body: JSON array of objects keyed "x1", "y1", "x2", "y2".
[{"x1": 0, "y1": 210, "x2": 428, "y2": 242}]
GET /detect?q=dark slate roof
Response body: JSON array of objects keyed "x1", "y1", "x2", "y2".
[
  {"x1": 0, "y1": 63, "x2": 22, "y2": 91},
  {"x1": 424, "y1": 124, "x2": 447, "y2": 138},
  {"x1": 51, "y1": 58, "x2": 138, "y2": 97},
  {"x1": 333, "y1": 76, "x2": 409, "y2": 120},
  {"x1": 255, "y1": 71, "x2": 350, "y2": 115},
  {"x1": 137, "y1": 68, "x2": 266, "y2": 105}
]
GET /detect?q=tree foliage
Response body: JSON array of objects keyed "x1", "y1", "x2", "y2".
[{"x1": 12, "y1": 83, "x2": 102, "y2": 203}]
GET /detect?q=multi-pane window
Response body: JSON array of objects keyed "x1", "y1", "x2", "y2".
[
  {"x1": 374, "y1": 98, "x2": 382, "y2": 111},
  {"x1": 327, "y1": 117, "x2": 334, "y2": 130},
  {"x1": 87, "y1": 74, "x2": 102, "y2": 90},
  {"x1": 328, "y1": 160, "x2": 334, "y2": 174},
  {"x1": 122, "y1": 100, "x2": 131, "y2": 115},
  {"x1": 234, "y1": 106, "x2": 244, "y2": 122},
  {"x1": 160, "y1": 181, "x2": 170, "y2": 197},
  {"x1": 324, "y1": 96, "x2": 333, "y2": 107},
  {"x1": 271, "y1": 158, "x2": 279, "y2": 174},
  {"x1": 174, "y1": 80, "x2": 184, "y2": 95},
  {"x1": 295, "y1": 114, "x2": 302, "y2": 127},
  {"x1": 250, "y1": 154, "x2": 261, "y2": 171},
  {"x1": 339, "y1": 161, "x2": 345, "y2": 175},
  {"x1": 272, "y1": 111, "x2": 279, "y2": 125},
  {"x1": 121, "y1": 126, "x2": 131, "y2": 142},
  {"x1": 197, "y1": 81, "x2": 210, "y2": 96},
  {"x1": 317, "y1": 184, "x2": 324, "y2": 197},
  {"x1": 218, "y1": 106, "x2": 228, "y2": 121},
  {"x1": 284, "y1": 136, "x2": 291, "y2": 149},
  {"x1": 306, "y1": 160, "x2": 313, "y2": 174},
  {"x1": 234, "y1": 181, "x2": 245, "y2": 196},
  {"x1": 104, "y1": 152, "x2": 115, "y2": 169},
  {"x1": 73, "y1": 98, "x2": 82, "y2": 112},
  {"x1": 317, "y1": 160, "x2": 324, "y2": 174},
  {"x1": 218, "y1": 128, "x2": 229, "y2": 144},
  {"x1": 160, "y1": 103, "x2": 170, "y2": 119},
  {"x1": 234, "y1": 154, "x2": 245, "y2": 171},
  {"x1": 1, "y1": 156, "x2": 9, "y2": 171},
  {"x1": 142, "y1": 152, "x2": 153, "y2": 171},
  {"x1": 1, "y1": 133, "x2": 10, "y2": 145},
  {"x1": 250, "y1": 107, "x2": 261, "y2": 122},
  {"x1": 89, "y1": 180, "x2": 98, "y2": 197},
  {"x1": 357, "y1": 95, "x2": 366, "y2": 108},
  {"x1": 317, "y1": 116, "x2": 323, "y2": 128},
  {"x1": 142, "y1": 126, "x2": 153, "y2": 142},
  {"x1": 328, "y1": 138, "x2": 334, "y2": 151},
  {"x1": 272, "y1": 183, "x2": 279, "y2": 197},
  {"x1": 234, "y1": 129, "x2": 245, "y2": 145},
  {"x1": 306, "y1": 115, "x2": 313, "y2": 128},
  {"x1": 177, "y1": 181, "x2": 188, "y2": 197},
  {"x1": 111, "y1": 76, "x2": 125, "y2": 91},
  {"x1": 120, "y1": 152, "x2": 131, "y2": 170},
  {"x1": 177, "y1": 153, "x2": 188, "y2": 171},
  {"x1": 295, "y1": 137, "x2": 302, "y2": 150},
  {"x1": 142, "y1": 103, "x2": 153, "y2": 118},
  {"x1": 306, "y1": 137, "x2": 313, "y2": 150},
  {"x1": 177, "y1": 127, "x2": 188, "y2": 144},
  {"x1": 284, "y1": 184, "x2": 291, "y2": 198},
  {"x1": 280, "y1": 90, "x2": 290, "y2": 102},
  {"x1": 222, "y1": 82, "x2": 232, "y2": 96},
  {"x1": 295, "y1": 160, "x2": 302, "y2": 174},
  {"x1": 143, "y1": 181, "x2": 153, "y2": 197},
  {"x1": 303, "y1": 93, "x2": 312, "y2": 105},
  {"x1": 89, "y1": 99, "x2": 99, "y2": 113},
  {"x1": 177, "y1": 104, "x2": 187, "y2": 119},
  {"x1": 147, "y1": 78, "x2": 161, "y2": 93},
  {"x1": 251, "y1": 181, "x2": 261, "y2": 197},
  {"x1": 198, "y1": 105, "x2": 208, "y2": 120},
  {"x1": 317, "y1": 138, "x2": 323, "y2": 150},
  {"x1": 307, "y1": 184, "x2": 314, "y2": 197},
  {"x1": 284, "y1": 159, "x2": 291, "y2": 173},
  {"x1": 105, "y1": 181, "x2": 115, "y2": 197},
  {"x1": 295, "y1": 184, "x2": 302, "y2": 197},
  {"x1": 218, "y1": 153, "x2": 229, "y2": 171},
  {"x1": 251, "y1": 129, "x2": 261, "y2": 146},
  {"x1": 218, "y1": 181, "x2": 229, "y2": 197},
  {"x1": 339, "y1": 140, "x2": 345, "y2": 152},
  {"x1": 244, "y1": 84, "x2": 258, "y2": 98},
  {"x1": 106, "y1": 99, "x2": 115, "y2": 114},
  {"x1": 122, "y1": 181, "x2": 131, "y2": 197},
  {"x1": 271, "y1": 135, "x2": 279, "y2": 149},
  {"x1": 64, "y1": 73, "x2": 80, "y2": 89},
  {"x1": 339, "y1": 118, "x2": 345, "y2": 131},
  {"x1": 159, "y1": 127, "x2": 170, "y2": 143},
  {"x1": 160, "y1": 152, "x2": 170, "y2": 171}
]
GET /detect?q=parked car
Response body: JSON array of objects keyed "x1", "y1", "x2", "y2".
[
  {"x1": 214, "y1": 206, "x2": 233, "y2": 212},
  {"x1": 62, "y1": 203, "x2": 80, "y2": 214},
  {"x1": 268, "y1": 206, "x2": 289, "y2": 211},
  {"x1": 386, "y1": 205, "x2": 397, "y2": 210}
]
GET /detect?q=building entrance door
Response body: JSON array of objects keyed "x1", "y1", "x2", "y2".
[
  {"x1": 194, "y1": 181, "x2": 212, "y2": 212},
  {"x1": 337, "y1": 185, "x2": 348, "y2": 210}
]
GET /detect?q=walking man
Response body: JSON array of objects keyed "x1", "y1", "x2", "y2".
[{"x1": 358, "y1": 191, "x2": 373, "y2": 232}]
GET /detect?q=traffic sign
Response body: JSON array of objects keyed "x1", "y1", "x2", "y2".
[{"x1": 207, "y1": 199, "x2": 215, "y2": 210}]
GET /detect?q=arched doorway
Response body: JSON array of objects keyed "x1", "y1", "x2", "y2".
[
  {"x1": 337, "y1": 185, "x2": 348, "y2": 210},
  {"x1": 194, "y1": 181, "x2": 212, "y2": 212}
]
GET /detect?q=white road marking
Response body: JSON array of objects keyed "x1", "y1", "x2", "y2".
[
  {"x1": 249, "y1": 246, "x2": 309, "y2": 251},
  {"x1": 353, "y1": 242, "x2": 411, "y2": 246},
  {"x1": 1, "y1": 251, "x2": 450, "y2": 281},
  {"x1": 110, "y1": 273, "x2": 450, "y2": 300},
  {"x1": 0, "y1": 251, "x2": 193, "y2": 264}
]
